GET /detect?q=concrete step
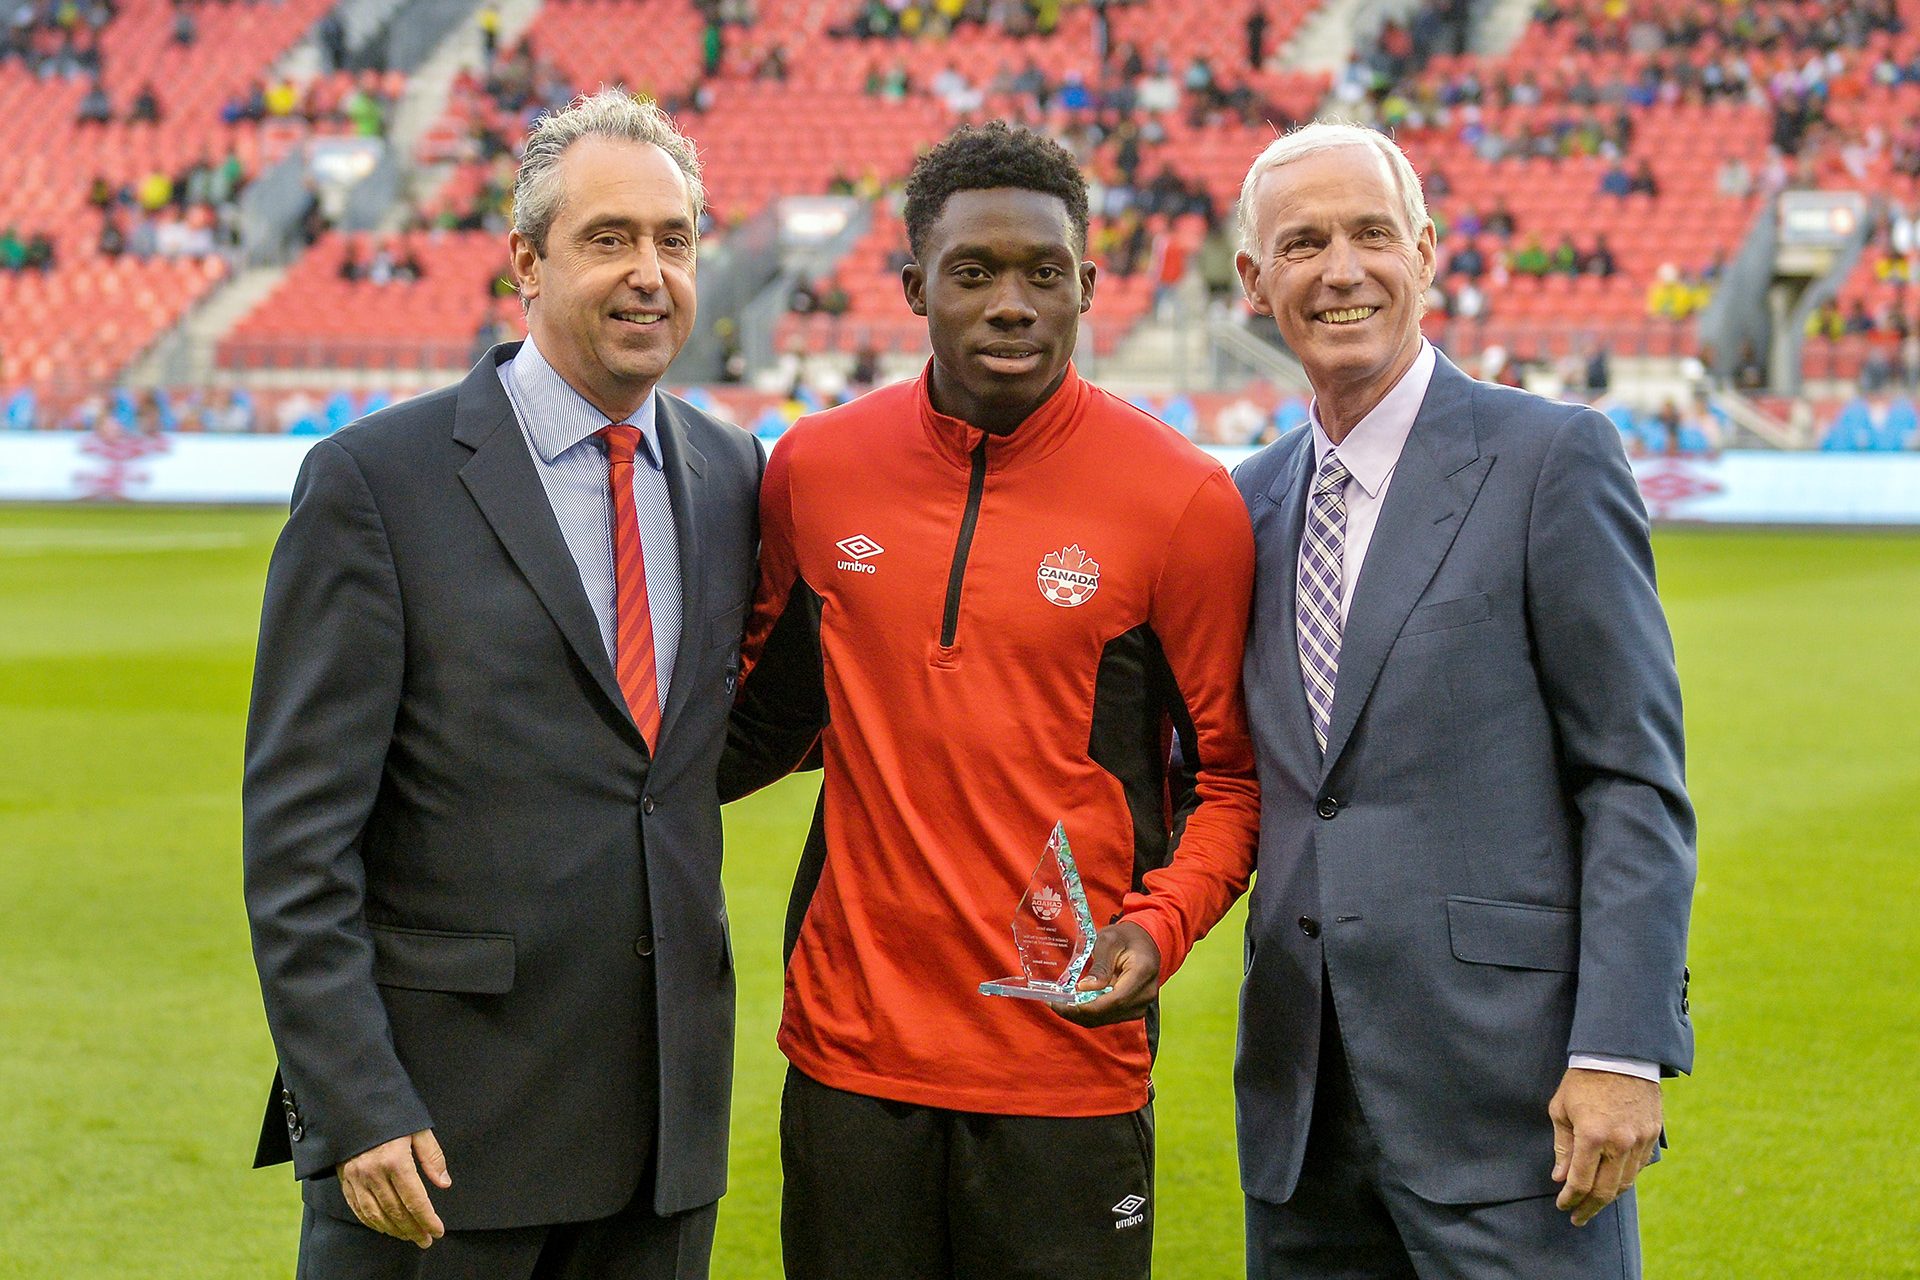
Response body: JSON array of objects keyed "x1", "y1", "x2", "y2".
[{"x1": 128, "y1": 264, "x2": 289, "y2": 385}]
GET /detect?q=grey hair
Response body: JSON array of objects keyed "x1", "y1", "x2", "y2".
[
  {"x1": 512, "y1": 87, "x2": 706, "y2": 255},
  {"x1": 1235, "y1": 121, "x2": 1431, "y2": 257}
]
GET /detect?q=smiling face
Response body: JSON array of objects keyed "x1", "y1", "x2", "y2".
[
  {"x1": 1236, "y1": 145, "x2": 1436, "y2": 438},
  {"x1": 904, "y1": 187, "x2": 1095, "y2": 434},
  {"x1": 510, "y1": 136, "x2": 697, "y2": 421}
]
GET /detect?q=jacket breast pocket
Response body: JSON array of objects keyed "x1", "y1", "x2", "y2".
[
  {"x1": 1446, "y1": 897, "x2": 1577, "y2": 972},
  {"x1": 1402, "y1": 592, "x2": 1491, "y2": 638},
  {"x1": 369, "y1": 924, "x2": 516, "y2": 994}
]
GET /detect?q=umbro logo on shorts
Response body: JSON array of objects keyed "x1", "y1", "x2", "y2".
[{"x1": 1112, "y1": 1193, "x2": 1147, "y2": 1229}]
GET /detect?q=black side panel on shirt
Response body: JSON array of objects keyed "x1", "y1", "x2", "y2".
[
  {"x1": 1089, "y1": 622, "x2": 1188, "y2": 894},
  {"x1": 783, "y1": 791, "x2": 830, "y2": 965},
  {"x1": 1089, "y1": 621, "x2": 1199, "y2": 1064},
  {"x1": 720, "y1": 574, "x2": 827, "y2": 804}
]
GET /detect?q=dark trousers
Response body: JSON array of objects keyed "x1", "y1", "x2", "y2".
[
  {"x1": 294, "y1": 1184, "x2": 716, "y2": 1280},
  {"x1": 1246, "y1": 987, "x2": 1640, "y2": 1280},
  {"x1": 781, "y1": 1066, "x2": 1155, "y2": 1280}
]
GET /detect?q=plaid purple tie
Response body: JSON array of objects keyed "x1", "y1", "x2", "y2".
[{"x1": 1298, "y1": 452, "x2": 1351, "y2": 754}]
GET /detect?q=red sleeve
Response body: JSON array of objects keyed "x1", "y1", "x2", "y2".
[{"x1": 1118, "y1": 465, "x2": 1260, "y2": 981}]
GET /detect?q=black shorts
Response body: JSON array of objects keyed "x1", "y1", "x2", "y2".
[{"x1": 780, "y1": 1066, "x2": 1155, "y2": 1280}]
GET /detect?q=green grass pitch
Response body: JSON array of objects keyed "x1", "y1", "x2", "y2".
[{"x1": 1, "y1": 505, "x2": 1915, "y2": 1277}]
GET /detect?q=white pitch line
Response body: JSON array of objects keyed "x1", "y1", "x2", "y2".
[{"x1": 0, "y1": 531, "x2": 252, "y2": 556}]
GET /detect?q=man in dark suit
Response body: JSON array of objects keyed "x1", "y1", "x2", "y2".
[
  {"x1": 243, "y1": 89, "x2": 761, "y2": 1278},
  {"x1": 1230, "y1": 123, "x2": 1695, "y2": 1278}
]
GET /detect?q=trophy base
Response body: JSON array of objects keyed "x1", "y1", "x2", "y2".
[{"x1": 979, "y1": 977, "x2": 1107, "y2": 1005}]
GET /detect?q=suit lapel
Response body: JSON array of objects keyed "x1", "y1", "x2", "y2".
[
  {"x1": 1320, "y1": 356, "x2": 1492, "y2": 775},
  {"x1": 652, "y1": 394, "x2": 709, "y2": 754},
  {"x1": 1257, "y1": 434, "x2": 1322, "y2": 768},
  {"x1": 453, "y1": 346, "x2": 641, "y2": 742}
]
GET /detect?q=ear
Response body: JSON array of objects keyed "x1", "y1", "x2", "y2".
[
  {"x1": 508, "y1": 229, "x2": 541, "y2": 304},
  {"x1": 902, "y1": 260, "x2": 927, "y2": 316},
  {"x1": 1236, "y1": 250, "x2": 1272, "y2": 316},
  {"x1": 1416, "y1": 221, "x2": 1438, "y2": 291},
  {"x1": 1079, "y1": 259, "x2": 1098, "y2": 314}
]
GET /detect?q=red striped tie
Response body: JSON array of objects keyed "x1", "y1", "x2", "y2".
[{"x1": 598, "y1": 425, "x2": 661, "y2": 753}]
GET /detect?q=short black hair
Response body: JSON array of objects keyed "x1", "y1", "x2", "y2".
[{"x1": 903, "y1": 122, "x2": 1090, "y2": 261}]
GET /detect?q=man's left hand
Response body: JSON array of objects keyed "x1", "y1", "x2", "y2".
[
  {"x1": 1053, "y1": 921, "x2": 1161, "y2": 1028},
  {"x1": 1550, "y1": 1068, "x2": 1663, "y2": 1227}
]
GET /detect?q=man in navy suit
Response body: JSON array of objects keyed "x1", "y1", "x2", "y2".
[{"x1": 1229, "y1": 122, "x2": 1695, "y2": 1278}]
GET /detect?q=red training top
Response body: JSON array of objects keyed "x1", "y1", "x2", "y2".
[{"x1": 732, "y1": 363, "x2": 1259, "y2": 1117}]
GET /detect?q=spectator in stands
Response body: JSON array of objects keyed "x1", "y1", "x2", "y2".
[
  {"x1": 1584, "y1": 344, "x2": 1610, "y2": 395},
  {"x1": 1447, "y1": 240, "x2": 1484, "y2": 279},
  {"x1": 1482, "y1": 196, "x2": 1515, "y2": 238},
  {"x1": 1843, "y1": 300, "x2": 1876, "y2": 335},
  {"x1": 1599, "y1": 158, "x2": 1633, "y2": 197},
  {"x1": 75, "y1": 76, "x2": 111, "y2": 125},
  {"x1": 1246, "y1": 3, "x2": 1269, "y2": 71},
  {"x1": 171, "y1": 0, "x2": 194, "y2": 46},
  {"x1": 98, "y1": 213, "x2": 126, "y2": 258},
  {"x1": 0, "y1": 226, "x2": 23, "y2": 271},
  {"x1": 1628, "y1": 158, "x2": 1659, "y2": 197},
  {"x1": 1585, "y1": 234, "x2": 1618, "y2": 278},
  {"x1": 1548, "y1": 234, "x2": 1580, "y2": 276},
  {"x1": 129, "y1": 81, "x2": 161, "y2": 125},
  {"x1": 1510, "y1": 236, "x2": 1551, "y2": 277}
]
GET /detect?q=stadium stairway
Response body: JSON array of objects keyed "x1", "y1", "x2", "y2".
[
  {"x1": 388, "y1": 0, "x2": 546, "y2": 216},
  {"x1": 129, "y1": 266, "x2": 292, "y2": 386},
  {"x1": 1283, "y1": 0, "x2": 1430, "y2": 74}
]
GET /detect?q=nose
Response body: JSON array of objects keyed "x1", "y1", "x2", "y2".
[
  {"x1": 1320, "y1": 234, "x2": 1365, "y2": 290},
  {"x1": 984, "y1": 276, "x2": 1038, "y2": 327},
  {"x1": 626, "y1": 240, "x2": 665, "y2": 294}
]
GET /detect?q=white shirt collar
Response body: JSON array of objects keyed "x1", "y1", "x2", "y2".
[
  {"x1": 506, "y1": 334, "x2": 662, "y2": 470},
  {"x1": 1308, "y1": 339, "x2": 1437, "y2": 498}
]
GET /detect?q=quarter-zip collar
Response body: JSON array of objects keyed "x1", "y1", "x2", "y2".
[{"x1": 917, "y1": 359, "x2": 1088, "y2": 472}]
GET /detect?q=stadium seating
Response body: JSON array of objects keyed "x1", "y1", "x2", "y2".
[{"x1": 0, "y1": 0, "x2": 336, "y2": 387}]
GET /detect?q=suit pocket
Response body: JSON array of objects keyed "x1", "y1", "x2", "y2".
[
  {"x1": 1446, "y1": 897, "x2": 1577, "y2": 972},
  {"x1": 369, "y1": 924, "x2": 516, "y2": 994},
  {"x1": 1402, "y1": 592, "x2": 1491, "y2": 637},
  {"x1": 708, "y1": 598, "x2": 750, "y2": 648}
]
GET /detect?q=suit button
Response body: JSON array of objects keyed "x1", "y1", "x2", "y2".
[
  {"x1": 642, "y1": 795, "x2": 657, "y2": 815},
  {"x1": 1316, "y1": 797, "x2": 1340, "y2": 820},
  {"x1": 1298, "y1": 916, "x2": 1321, "y2": 938},
  {"x1": 633, "y1": 934, "x2": 655, "y2": 957}
]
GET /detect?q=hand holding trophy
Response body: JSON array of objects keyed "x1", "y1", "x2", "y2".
[{"x1": 979, "y1": 822, "x2": 1114, "y2": 1006}]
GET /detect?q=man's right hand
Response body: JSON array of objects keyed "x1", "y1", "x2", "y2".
[{"x1": 338, "y1": 1129, "x2": 451, "y2": 1248}]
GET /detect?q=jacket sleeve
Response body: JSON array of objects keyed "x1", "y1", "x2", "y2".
[
  {"x1": 242, "y1": 439, "x2": 432, "y2": 1176},
  {"x1": 1118, "y1": 466, "x2": 1262, "y2": 981},
  {"x1": 1526, "y1": 409, "x2": 1696, "y2": 1074},
  {"x1": 719, "y1": 430, "x2": 827, "y2": 803}
]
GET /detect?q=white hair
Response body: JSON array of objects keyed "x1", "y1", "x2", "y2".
[
  {"x1": 1235, "y1": 121, "x2": 1431, "y2": 257},
  {"x1": 512, "y1": 87, "x2": 705, "y2": 255}
]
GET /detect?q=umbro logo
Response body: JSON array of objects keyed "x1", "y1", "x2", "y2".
[
  {"x1": 836, "y1": 534, "x2": 883, "y2": 574},
  {"x1": 1112, "y1": 1193, "x2": 1146, "y2": 1229}
]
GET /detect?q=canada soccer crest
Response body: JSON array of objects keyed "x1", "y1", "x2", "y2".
[
  {"x1": 1030, "y1": 884, "x2": 1064, "y2": 922},
  {"x1": 1038, "y1": 544, "x2": 1100, "y2": 607}
]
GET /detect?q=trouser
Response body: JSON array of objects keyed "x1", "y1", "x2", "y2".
[
  {"x1": 781, "y1": 1065, "x2": 1155, "y2": 1280},
  {"x1": 294, "y1": 1181, "x2": 716, "y2": 1280},
  {"x1": 1246, "y1": 985, "x2": 1640, "y2": 1280}
]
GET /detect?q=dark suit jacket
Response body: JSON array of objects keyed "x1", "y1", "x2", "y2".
[
  {"x1": 243, "y1": 344, "x2": 762, "y2": 1228},
  {"x1": 1233, "y1": 352, "x2": 1694, "y2": 1207}
]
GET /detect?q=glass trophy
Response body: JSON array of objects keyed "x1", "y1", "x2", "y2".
[{"x1": 979, "y1": 822, "x2": 1110, "y2": 1005}]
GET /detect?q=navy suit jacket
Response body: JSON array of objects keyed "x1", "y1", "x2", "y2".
[
  {"x1": 244, "y1": 344, "x2": 762, "y2": 1227},
  {"x1": 1233, "y1": 352, "x2": 1695, "y2": 1206}
]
